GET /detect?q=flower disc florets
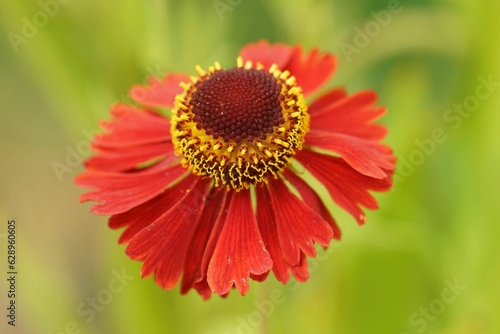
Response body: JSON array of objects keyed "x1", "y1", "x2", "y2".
[{"x1": 171, "y1": 57, "x2": 309, "y2": 190}]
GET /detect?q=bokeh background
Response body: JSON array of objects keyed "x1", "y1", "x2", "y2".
[{"x1": 1, "y1": 0, "x2": 499, "y2": 333}]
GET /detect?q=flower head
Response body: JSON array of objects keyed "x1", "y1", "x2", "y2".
[{"x1": 76, "y1": 40, "x2": 395, "y2": 299}]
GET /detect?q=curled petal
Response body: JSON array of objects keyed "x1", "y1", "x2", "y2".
[
  {"x1": 130, "y1": 73, "x2": 190, "y2": 109},
  {"x1": 125, "y1": 178, "x2": 211, "y2": 290},
  {"x1": 181, "y1": 188, "x2": 228, "y2": 300},
  {"x1": 306, "y1": 131, "x2": 395, "y2": 179},
  {"x1": 193, "y1": 191, "x2": 232, "y2": 298},
  {"x1": 267, "y1": 177, "x2": 333, "y2": 267},
  {"x1": 295, "y1": 149, "x2": 393, "y2": 225},
  {"x1": 290, "y1": 252, "x2": 309, "y2": 283},
  {"x1": 282, "y1": 169, "x2": 341, "y2": 240},
  {"x1": 108, "y1": 174, "x2": 198, "y2": 244},
  {"x1": 250, "y1": 271, "x2": 271, "y2": 283},
  {"x1": 255, "y1": 185, "x2": 291, "y2": 284},
  {"x1": 207, "y1": 189, "x2": 272, "y2": 296},
  {"x1": 255, "y1": 185, "x2": 313, "y2": 284}
]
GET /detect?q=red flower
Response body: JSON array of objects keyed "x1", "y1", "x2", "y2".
[{"x1": 76, "y1": 40, "x2": 395, "y2": 299}]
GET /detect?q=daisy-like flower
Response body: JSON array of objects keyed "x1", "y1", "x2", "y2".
[{"x1": 76, "y1": 40, "x2": 395, "y2": 299}]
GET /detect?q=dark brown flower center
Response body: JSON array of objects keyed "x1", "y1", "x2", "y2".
[
  {"x1": 171, "y1": 59, "x2": 309, "y2": 190},
  {"x1": 191, "y1": 68, "x2": 284, "y2": 143}
]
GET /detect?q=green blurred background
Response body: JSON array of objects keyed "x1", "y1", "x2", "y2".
[{"x1": 1, "y1": 0, "x2": 499, "y2": 333}]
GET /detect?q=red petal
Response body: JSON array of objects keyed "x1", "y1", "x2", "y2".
[
  {"x1": 256, "y1": 185, "x2": 292, "y2": 284},
  {"x1": 207, "y1": 189, "x2": 272, "y2": 296},
  {"x1": 85, "y1": 142, "x2": 175, "y2": 172},
  {"x1": 130, "y1": 73, "x2": 190, "y2": 109},
  {"x1": 309, "y1": 90, "x2": 388, "y2": 140},
  {"x1": 191, "y1": 280, "x2": 213, "y2": 300},
  {"x1": 282, "y1": 169, "x2": 341, "y2": 240},
  {"x1": 181, "y1": 187, "x2": 228, "y2": 299},
  {"x1": 108, "y1": 174, "x2": 198, "y2": 244},
  {"x1": 76, "y1": 163, "x2": 187, "y2": 215},
  {"x1": 295, "y1": 149, "x2": 393, "y2": 224},
  {"x1": 310, "y1": 90, "x2": 376, "y2": 117},
  {"x1": 240, "y1": 40, "x2": 293, "y2": 71},
  {"x1": 125, "y1": 178, "x2": 211, "y2": 290},
  {"x1": 285, "y1": 46, "x2": 337, "y2": 97},
  {"x1": 305, "y1": 131, "x2": 395, "y2": 179},
  {"x1": 290, "y1": 252, "x2": 309, "y2": 282},
  {"x1": 308, "y1": 88, "x2": 347, "y2": 116},
  {"x1": 312, "y1": 112, "x2": 388, "y2": 141},
  {"x1": 93, "y1": 104, "x2": 171, "y2": 149},
  {"x1": 267, "y1": 177, "x2": 333, "y2": 266},
  {"x1": 192, "y1": 191, "x2": 232, "y2": 298},
  {"x1": 250, "y1": 272, "x2": 270, "y2": 283}
]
